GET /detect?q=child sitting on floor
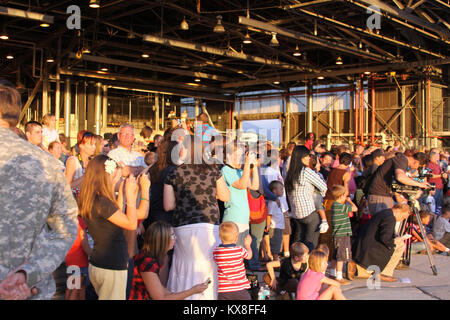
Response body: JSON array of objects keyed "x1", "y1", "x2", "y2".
[
  {"x1": 264, "y1": 242, "x2": 309, "y2": 297},
  {"x1": 297, "y1": 249, "x2": 346, "y2": 300}
]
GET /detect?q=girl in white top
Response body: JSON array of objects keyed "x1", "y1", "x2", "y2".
[
  {"x1": 65, "y1": 131, "x2": 97, "y2": 198},
  {"x1": 42, "y1": 114, "x2": 60, "y2": 150}
]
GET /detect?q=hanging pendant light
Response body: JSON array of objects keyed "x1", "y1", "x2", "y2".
[
  {"x1": 89, "y1": 0, "x2": 100, "y2": 8},
  {"x1": 293, "y1": 45, "x2": 301, "y2": 56},
  {"x1": 0, "y1": 26, "x2": 8, "y2": 40},
  {"x1": 269, "y1": 32, "x2": 279, "y2": 47},
  {"x1": 180, "y1": 16, "x2": 189, "y2": 30},
  {"x1": 213, "y1": 15, "x2": 225, "y2": 33},
  {"x1": 243, "y1": 31, "x2": 252, "y2": 44},
  {"x1": 335, "y1": 56, "x2": 343, "y2": 65}
]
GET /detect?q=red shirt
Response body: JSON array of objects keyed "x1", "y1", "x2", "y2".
[
  {"x1": 129, "y1": 253, "x2": 160, "y2": 300},
  {"x1": 427, "y1": 162, "x2": 443, "y2": 189},
  {"x1": 65, "y1": 216, "x2": 89, "y2": 268},
  {"x1": 213, "y1": 244, "x2": 250, "y2": 293}
]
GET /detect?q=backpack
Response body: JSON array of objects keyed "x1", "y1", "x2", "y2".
[{"x1": 248, "y1": 189, "x2": 268, "y2": 224}]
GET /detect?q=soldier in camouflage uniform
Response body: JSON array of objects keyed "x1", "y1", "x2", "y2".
[{"x1": 0, "y1": 81, "x2": 78, "y2": 300}]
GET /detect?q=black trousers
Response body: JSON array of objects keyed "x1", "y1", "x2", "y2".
[{"x1": 291, "y1": 212, "x2": 320, "y2": 252}]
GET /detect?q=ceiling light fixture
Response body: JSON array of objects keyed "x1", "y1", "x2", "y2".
[
  {"x1": 293, "y1": 45, "x2": 301, "y2": 56},
  {"x1": 0, "y1": 26, "x2": 8, "y2": 40},
  {"x1": 46, "y1": 55, "x2": 54, "y2": 63},
  {"x1": 364, "y1": 71, "x2": 371, "y2": 75},
  {"x1": 336, "y1": 56, "x2": 343, "y2": 65},
  {"x1": 180, "y1": 16, "x2": 189, "y2": 30},
  {"x1": 89, "y1": 0, "x2": 100, "y2": 8},
  {"x1": 194, "y1": 78, "x2": 201, "y2": 82},
  {"x1": 213, "y1": 15, "x2": 225, "y2": 33},
  {"x1": 100, "y1": 66, "x2": 108, "y2": 72},
  {"x1": 40, "y1": 23, "x2": 50, "y2": 28},
  {"x1": 317, "y1": 76, "x2": 324, "y2": 80},
  {"x1": 81, "y1": 45, "x2": 91, "y2": 54},
  {"x1": 243, "y1": 31, "x2": 252, "y2": 44},
  {"x1": 269, "y1": 32, "x2": 279, "y2": 47},
  {"x1": 273, "y1": 81, "x2": 280, "y2": 84},
  {"x1": 141, "y1": 53, "x2": 150, "y2": 58},
  {"x1": 6, "y1": 54, "x2": 14, "y2": 60}
]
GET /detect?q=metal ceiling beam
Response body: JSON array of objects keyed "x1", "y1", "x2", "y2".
[
  {"x1": 222, "y1": 57, "x2": 450, "y2": 89},
  {"x1": 410, "y1": 0, "x2": 428, "y2": 9},
  {"x1": 0, "y1": 6, "x2": 54, "y2": 23},
  {"x1": 238, "y1": 16, "x2": 390, "y2": 62},
  {"x1": 142, "y1": 34, "x2": 307, "y2": 72},
  {"x1": 290, "y1": 8, "x2": 448, "y2": 56},
  {"x1": 283, "y1": 0, "x2": 333, "y2": 9},
  {"x1": 67, "y1": 53, "x2": 232, "y2": 82},
  {"x1": 348, "y1": 0, "x2": 450, "y2": 39},
  {"x1": 57, "y1": 69, "x2": 235, "y2": 102}
]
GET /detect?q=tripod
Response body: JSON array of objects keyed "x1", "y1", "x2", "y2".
[{"x1": 399, "y1": 195, "x2": 438, "y2": 276}]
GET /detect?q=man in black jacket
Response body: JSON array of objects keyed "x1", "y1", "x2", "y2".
[
  {"x1": 348, "y1": 204, "x2": 411, "y2": 282},
  {"x1": 366, "y1": 152, "x2": 428, "y2": 215}
]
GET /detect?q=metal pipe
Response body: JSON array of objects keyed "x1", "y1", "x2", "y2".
[
  {"x1": 95, "y1": 83, "x2": 102, "y2": 135},
  {"x1": 371, "y1": 76, "x2": 375, "y2": 145},
  {"x1": 307, "y1": 82, "x2": 313, "y2": 133},
  {"x1": 155, "y1": 93, "x2": 159, "y2": 132},
  {"x1": 355, "y1": 79, "x2": 359, "y2": 144},
  {"x1": 162, "y1": 94, "x2": 165, "y2": 130},
  {"x1": 360, "y1": 76, "x2": 365, "y2": 145},
  {"x1": 427, "y1": 78, "x2": 431, "y2": 146},
  {"x1": 102, "y1": 85, "x2": 108, "y2": 131},
  {"x1": 64, "y1": 78, "x2": 71, "y2": 138}
]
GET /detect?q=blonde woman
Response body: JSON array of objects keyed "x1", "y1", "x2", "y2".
[
  {"x1": 42, "y1": 113, "x2": 59, "y2": 150},
  {"x1": 129, "y1": 221, "x2": 208, "y2": 300},
  {"x1": 78, "y1": 155, "x2": 150, "y2": 300}
]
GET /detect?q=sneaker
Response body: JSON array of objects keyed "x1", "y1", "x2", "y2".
[
  {"x1": 335, "y1": 278, "x2": 351, "y2": 285},
  {"x1": 346, "y1": 261, "x2": 357, "y2": 280}
]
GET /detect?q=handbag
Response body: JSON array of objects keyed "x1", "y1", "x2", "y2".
[{"x1": 248, "y1": 189, "x2": 268, "y2": 224}]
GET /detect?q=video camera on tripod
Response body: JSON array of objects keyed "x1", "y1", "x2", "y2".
[{"x1": 391, "y1": 182, "x2": 438, "y2": 276}]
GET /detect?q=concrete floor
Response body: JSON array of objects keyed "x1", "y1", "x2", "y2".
[{"x1": 343, "y1": 253, "x2": 450, "y2": 300}]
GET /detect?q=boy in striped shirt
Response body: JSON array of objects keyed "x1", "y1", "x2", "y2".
[
  {"x1": 330, "y1": 185, "x2": 358, "y2": 285},
  {"x1": 213, "y1": 221, "x2": 253, "y2": 300}
]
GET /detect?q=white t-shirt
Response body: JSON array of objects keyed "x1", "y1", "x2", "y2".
[
  {"x1": 433, "y1": 216, "x2": 450, "y2": 241},
  {"x1": 426, "y1": 195, "x2": 436, "y2": 214},
  {"x1": 108, "y1": 145, "x2": 146, "y2": 167},
  {"x1": 42, "y1": 127, "x2": 59, "y2": 149},
  {"x1": 267, "y1": 200, "x2": 286, "y2": 229}
]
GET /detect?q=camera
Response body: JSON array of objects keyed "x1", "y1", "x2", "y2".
[{"x1": 417, "y1": 167, "x2": 433, "y2": 179}]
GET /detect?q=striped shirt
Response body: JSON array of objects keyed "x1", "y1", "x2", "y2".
[
  {"x1": 213, "y1": 244, "x2": 250, "y2": 293},
  {"x1": 287, "y1": 167, "x2": 327, "y2": 220},
  {"x1": 331, "y1": 202, "x2": 353, "y2": 237}
]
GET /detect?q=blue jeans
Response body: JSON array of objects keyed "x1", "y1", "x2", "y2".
[
  {"x1": 237, "y1": 229, "x2": 249, "y2": 248},
  {"x1": 434, "y1": 188, "x2": 443, "y2": 214},
  {"x1": 248, "y1": 221, "x2": 266, "y2": 269}
]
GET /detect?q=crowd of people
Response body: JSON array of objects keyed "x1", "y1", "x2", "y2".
[{"x1": 1, "y1": 79, "x2": 450, "y2": 301}]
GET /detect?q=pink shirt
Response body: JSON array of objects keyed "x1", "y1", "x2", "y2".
[{"x1": 296, "y1": 269, "x2": 325, "y2": 300}]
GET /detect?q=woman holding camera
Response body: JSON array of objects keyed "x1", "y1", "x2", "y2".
[{"x1": 221, "y1": 142, "x2": 260, "y2": 248}]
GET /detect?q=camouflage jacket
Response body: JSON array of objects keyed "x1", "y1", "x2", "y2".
[{"x1": 0, "y1": 128, "x2": 78, "y2": 299}]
